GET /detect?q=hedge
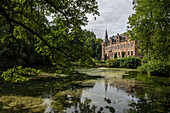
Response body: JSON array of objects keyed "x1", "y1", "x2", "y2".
[
  {"x1": 137, "y1": 60, "x2": 170, "y2": 77},
  {"x1": 106, "y1": 57, "x2": 141, "y2": 69}
]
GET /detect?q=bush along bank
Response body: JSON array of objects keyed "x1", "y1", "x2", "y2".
[
  {"x1": 137, "y1": 60, "x2": 170, "y2": 77},
  {"x1": 106, "y1": 57, "x2": 141, "y2": 69},
  {"x1": 106, "y1": 57, "x2": 169, "y2": 77}
]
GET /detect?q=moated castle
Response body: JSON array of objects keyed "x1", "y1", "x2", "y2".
[{"x1": 101, "y1": 30, "x2": 139, "y2": 60}]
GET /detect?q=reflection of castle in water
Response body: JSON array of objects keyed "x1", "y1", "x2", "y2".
[{"x1": 105, "y1": 78, "x2": 136, "y2": 97}]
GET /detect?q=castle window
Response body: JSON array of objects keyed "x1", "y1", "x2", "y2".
[
  {"x1": 128, "y1": 51, "x2": 129, "y2": 55},
  {"x1": 118, "y1": 45, "x2": 120, "y2": 49},
  {"x1": 131, "y1": 51, "x2": 133, "y2": 56},
  {"x1": 121, "y1": 44, "x2": 123, "y2": 48},
  {"x1": 124, "y1": 44, "x2": 126, "y2": 48},
  {"x1": 110, "y1": 52, "x2": 112, "y2": 56},
  {"x1": 131, "y1": 43, "x2": 133, "y2": 47},
  {"x1": 128, "y1": 43, "x2": 130, "y2": 48}
]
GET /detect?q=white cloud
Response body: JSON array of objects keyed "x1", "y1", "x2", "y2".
[{"x1": 84, "y1": 0, "x2": 134, "y2": 39}]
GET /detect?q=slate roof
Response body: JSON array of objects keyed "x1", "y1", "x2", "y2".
[
  {"x1": 119, "y1": 35, "x2": 126, "y2": 42},
  {"x1": 110, "y1": 34, "x2": 126, "y2": 44}
]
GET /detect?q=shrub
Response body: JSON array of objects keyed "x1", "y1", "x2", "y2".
[
  {"x1": 138, "y1": 60, "x2": 170, "y2": 77},
  {"x1": 104, "y1": 54, "x2": 107, "y2": 61},
  {"x1": 121, "y1": 51, "x2": 124, "y2": 58},
  {"x1": 106, "y1": 57, "x2": 141, "y2": 68},
  {"x1": 97, "y1": 54, "x2": 101, "y2": 61},
  {"x1": 106, "y1": 59, "x2": 119, "y2": 67},
  {"x1": 118, "y1": 57, "x2": 141, "y2": 68},
  {"x1": 114, "y1": 53, "x2": 117, "y2": 59},
  {"x1": 96, "y1": 61, "x2": 106, "y2": 64}
]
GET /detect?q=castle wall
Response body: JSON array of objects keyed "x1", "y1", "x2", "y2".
[{"x1": 101, "y1": 34, "x2": 138, "y2": 60}]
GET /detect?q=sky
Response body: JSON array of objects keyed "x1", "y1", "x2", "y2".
[{"x1": 83, "y1": 0, "x2": 134, "y2": 39}]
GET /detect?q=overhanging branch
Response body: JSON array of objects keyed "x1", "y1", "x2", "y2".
[{"x1": 0, "y1": 6, "x2": 76, "y2": 64}]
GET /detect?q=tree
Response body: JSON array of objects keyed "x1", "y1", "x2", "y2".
[
  {"x1": 83, "y1": 30, "x2": 103, "y2": 60},
  {"x1": 121, "y1": 51, "x2": 124, "y2": 58},
  {"x1": 128, "y1": 0, "x2": 170, "y2": 75},
  {"x1": 0, "y1": 27, "x2": 51, "y2": 68},
  {"x1": 0, "y1": 0, "x2": 99, "y2": 82},
  {"x1": 104, "y1": 54, "x2": 107, "y2": 61},
  {"x1": 114, "y1": 53, "x2": 117, "y2": 59},
  {"x1": 95, "y1": 38, "x2": 103, "y2": 61},
  {"x1": 128, "y1": 0, "x2": 169, "y2": 61}
]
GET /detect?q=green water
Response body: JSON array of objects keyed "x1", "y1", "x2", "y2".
[{"x1": 0, "y1": 68, "x2": 169, "y2": 113}]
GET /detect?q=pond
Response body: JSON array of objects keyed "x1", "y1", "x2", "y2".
[{"x1": 0, "y1": 68, "x2": 170, "y2": 113}]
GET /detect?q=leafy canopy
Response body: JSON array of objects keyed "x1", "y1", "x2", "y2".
[
  {"x1": 128, "y1": 0, "x2": 169, "y2": 61},
  {"x1": 0, "y1": 0, "x2": 99, "y2": 82},
  {"x1": 83, "y1": 30, "x2": 103, "y2": 60},
  {"x1": 128, "y1": 0, "x2": 170, "y2": 76}
]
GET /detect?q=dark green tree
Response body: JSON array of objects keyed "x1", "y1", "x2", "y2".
[
  {"x1": 121, "y1": 51, "x2": 124, "y2": 58},
  {"x1": 114, "y1": 53, "x2": 117, "y2": 59},
  {"x1": 104, "y1": 54, "x2": 107, "y2": 61},
  {"x1": 83, "y1": 30, "x2": 102, "y2": 60},
  {"x1": 95, "y1": 39, "x2": 103, "y2": 61},
  {"x1": 0, "y1": 0, "x2": 99, "y2": 82},
  {"x1": 128, "y1": 0, "x2": 170, "y2": 75},
  {"x1": 128, "y1": 0, "x2": 169, "y2": 61}
]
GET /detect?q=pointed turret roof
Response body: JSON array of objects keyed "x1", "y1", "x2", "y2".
[{"x1": 104, "y1": 30, "x2": 109, "y2": 44}]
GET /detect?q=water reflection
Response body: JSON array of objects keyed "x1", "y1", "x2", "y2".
[
  {"x1": 48, "y1": 68, "x2": 170, "y2": 113},
  {"x1": 43, "y1": 91, "x2": 54, "y2": 113},
  {"x1": 79, "y1": 79, "x2": 139, "y2": 113},
  {"x1": 2, "y1": 68, "x2": 168, "y2": 113},
  {"x1": 50, "y1": 79, "x2": 138, "y2": 113}
]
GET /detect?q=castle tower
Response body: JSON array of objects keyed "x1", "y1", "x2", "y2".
[
  {"x1": 101, "y1": 30, "x2": 109, "y2": 60},
  {"x1": 104, "y1": 30, "x2": 109, "y2": 44}
]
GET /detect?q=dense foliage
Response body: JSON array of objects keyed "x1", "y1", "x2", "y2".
[
  {"x1": 0, "y1": 0, "x2": 99, "y2": 82},
  {"x1": 114, "y1": 53, "x2": 117, "y2": 59},
  {"x1": 121, "y1": 52, "x2": 124, "y2": 58},
  {"x1": 1, "y1": 66, "x2": 41, "y2": 82},
  {"x1": 0, "y1": 32, "x2": 50, "y2": 68},
  {"x1": 106, "y1": 59, "x2": 119, "y2": 68},
  {"x1": 138, "y1": 60, "x2": 170, "y2": 77},
  {"x1": 106, "y1": 57, "x2": 141, "y2": 68},
  {"x1": 128, "y1": 0, "x2": 170, "y2": 76},
  {"x1": 104, "y1": 54, "x2": 107, "y2": 61},
  {"x1": 83, "y1": 30, "x2": 103, "y2": 61}
]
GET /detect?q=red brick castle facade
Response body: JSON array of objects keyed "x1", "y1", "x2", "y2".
[{"x1": 101, "y1": 30, "x2": 138, "y2": 60}]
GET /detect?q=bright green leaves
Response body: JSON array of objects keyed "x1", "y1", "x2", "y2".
[
  {"x1": 0, "y1": 0, "x2": 99, "y2": 81},
  {"x1": 128, "y1": 0, "x2": 169, "y2": 60},
  {"x1": 128, "y1": 0, "x2": 170, "y2": 76},
  {"x1": 1, "y1": 66, "x2": 41, "y2": 83}
]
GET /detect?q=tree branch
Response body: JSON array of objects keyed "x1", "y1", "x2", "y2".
[
  {"x1": 0, "y1": 7, "x2": 21, "y2": 67},
  {"x1": 0, "y1": 6, "x2": 75, "y2": 65},
  {"x1": 44, "y1": 0, "x2": 69, "y2": 23}
]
